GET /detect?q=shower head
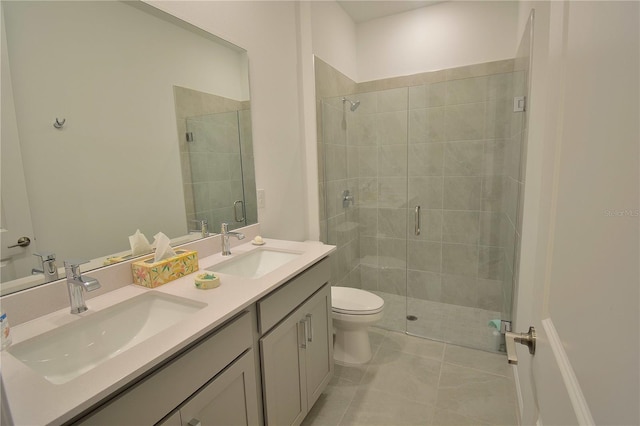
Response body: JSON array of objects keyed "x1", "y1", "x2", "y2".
[{"x1": 342, "y1": 97, "x2": 360, "y2": 112}]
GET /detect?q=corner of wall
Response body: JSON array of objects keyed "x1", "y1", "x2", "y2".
[{"x1": 297, "y1": 2, "x2": 321, "y2": 241}]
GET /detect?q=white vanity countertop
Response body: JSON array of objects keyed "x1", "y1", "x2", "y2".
[{"x1": 1, "y1": 238, "x2": 335, "y2": 426}]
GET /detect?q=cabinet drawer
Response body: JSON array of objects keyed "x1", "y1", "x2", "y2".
[
  {"x1": 257, "y1": 258, "x2": 330, "y2": 335},
  {"x1": 76, "y1": 311, "x2": 252, "y2": 425}
]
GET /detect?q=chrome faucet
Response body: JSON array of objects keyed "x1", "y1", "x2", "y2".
[
  {"x1": 190, "y1": 218, "x2": 209, "y2": 238},
  {"x1": 32, "y1": 252, "x2": 59, "y2": 283},
  {"x1": 64, "y1": 260, "x2": 101, "y2": 314},
  {"x1": 221, "y1": 222, "x2": 245, "y2": 256}
]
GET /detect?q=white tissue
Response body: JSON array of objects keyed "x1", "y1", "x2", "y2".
[
  {"x1": 129, "y1": 229, "x2": 153, "y2": 256},
  {"x1": 153, "y1": 232, "x2": 177, "y2": 262}
]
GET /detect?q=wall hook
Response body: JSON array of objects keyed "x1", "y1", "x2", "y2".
[{"x1": 53, "y1": 118, "x2": 66, "y2": 129}]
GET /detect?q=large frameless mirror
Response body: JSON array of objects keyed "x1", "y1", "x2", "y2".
[{"x1": 0, "y1": 1, "x2": 256, "y2": 295}]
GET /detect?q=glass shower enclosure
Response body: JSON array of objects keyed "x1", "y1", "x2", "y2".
[
  {"x1": 182, "y1": 110, "x2": 257, "y2": 234},
  {"x1": 319, "y1": 63, "x2": 528, "y2": 352}
]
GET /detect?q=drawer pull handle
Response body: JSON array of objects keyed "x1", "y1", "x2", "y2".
[
  {"x1": 188, "y1": 419, "x2": 201, "y2": 426},
  {"x1": 306, "y1": 314, "x2": 313, "y2": 343},
  {"x1": 298, "y1": 320, "x2": 307, "y2": 349}
]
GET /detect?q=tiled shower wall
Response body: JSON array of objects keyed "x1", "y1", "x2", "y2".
[
  {"x1": 174, "y1": 86, "x2": 256, "y2": 233},
  {"x1": 316, "y1": 57, "x2": 525, "y2": 321},
  {"x1": 315, "y1": 60, "x2": 359, "y2": 287}
]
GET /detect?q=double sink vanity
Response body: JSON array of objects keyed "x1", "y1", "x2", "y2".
[{"x1": 1, "y1": 228, "x2": 335, "y2": 426}]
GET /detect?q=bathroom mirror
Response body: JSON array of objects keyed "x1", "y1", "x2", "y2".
[{"x1": 0, "y1": 1, "x2": 257, "y2": 295}]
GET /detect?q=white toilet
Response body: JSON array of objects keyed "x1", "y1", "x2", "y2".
[{"x1": 331, "y1": 286, "x2": 385, "y2": 365}]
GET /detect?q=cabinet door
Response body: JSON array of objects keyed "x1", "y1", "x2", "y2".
[
  {"x1": 302, "y1": 284, "x2": 333, "y2": 408},
  {"x1": 178, "y1": 350, "x2": 259, "y2": 426},
  {"x1": 260, "y1": 309, "x2": 307, "y2": 426}
]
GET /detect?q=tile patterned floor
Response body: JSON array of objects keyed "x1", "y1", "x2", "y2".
[{"x1": 302, "y1": 329, "x2": 520, "y2": 426}]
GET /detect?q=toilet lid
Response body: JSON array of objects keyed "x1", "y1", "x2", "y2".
[{"x1": 331, "y1": 286, "x2": 384, "y2": 315}]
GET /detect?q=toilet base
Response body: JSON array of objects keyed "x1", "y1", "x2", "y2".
[
  {"x1": 333, "y1": 327, "x2": 373, "y2": 365},
  {"x1": 331, "y1": 290, "x2": 384, "y2": 366}
]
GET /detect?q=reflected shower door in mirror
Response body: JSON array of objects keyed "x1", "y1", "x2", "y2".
[
  {"x1": 174, "y1": 86, "x2": 257, "y2": 235},
  {"x1": 0, "y1": 1, "x2": 257, "y2": 295}
]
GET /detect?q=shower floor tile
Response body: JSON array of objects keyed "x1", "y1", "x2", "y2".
[
  {"x1": 374, "y1": 292, "x2": 504, "y2": 353},
  {"x1": 302, "y1": 330, "x2": 520, "y2": 426}
]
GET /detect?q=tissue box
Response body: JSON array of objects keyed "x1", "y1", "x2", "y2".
[{"x1": 132, "y1": 250, "x2": 199, "y2": 288}]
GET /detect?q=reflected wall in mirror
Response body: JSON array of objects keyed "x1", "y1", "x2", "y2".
[{"x1": 0, "y1": 1, "x2": 256, "y2": 295}]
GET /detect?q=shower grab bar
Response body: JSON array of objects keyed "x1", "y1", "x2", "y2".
[{"x1": 414, "y1": 205, "x2": 421, "y2": 236}]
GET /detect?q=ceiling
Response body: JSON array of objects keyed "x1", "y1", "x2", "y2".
[{"x1": 337, "y1": 1, "x2": 446, "y2": 23}]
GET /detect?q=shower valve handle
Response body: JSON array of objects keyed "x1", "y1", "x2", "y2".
[{"x1": 342, "y1": 190, "x2": 354, "y2": 208}]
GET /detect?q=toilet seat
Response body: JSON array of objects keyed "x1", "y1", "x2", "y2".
[{"x1": 331, "y1": 287, "x2": 384, "y2": 315}]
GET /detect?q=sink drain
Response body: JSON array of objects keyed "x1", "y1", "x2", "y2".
[{"x1": 406, "y1": 315, "x2": 418, "y2": 321}]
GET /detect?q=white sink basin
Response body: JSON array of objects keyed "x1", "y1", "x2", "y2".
[
  {"x1": 208, "y1": 248, "x2": 301, "y2": 279},
  {"x1": 8, "y1": 292, "x2": 206, "y2": 384}
]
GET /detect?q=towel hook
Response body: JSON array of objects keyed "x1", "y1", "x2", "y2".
[{"x1": 53, "y1": 118, "x2": 66, "y2": 129}]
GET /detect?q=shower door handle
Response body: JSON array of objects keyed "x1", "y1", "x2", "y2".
[
  {"x1": 233, "y1": 200, "x2": 245, "y2": 223},
  {"x1": 414, "y1": 206, "x2": 421, "y2": 236}
]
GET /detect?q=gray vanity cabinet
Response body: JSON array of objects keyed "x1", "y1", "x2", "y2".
[
  {"x1": 70, "y1": 256, "x2": 332, "y2": 426},
  {"x1": 258, "y1": 258, "x2": 333, "y2": 426},
  {"x1": 74, "y1": 311, "x2": 259, "y2": 426}
]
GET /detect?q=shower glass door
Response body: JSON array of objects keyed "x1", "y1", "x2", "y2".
[
  {"x1": 184, "y1": 111, "x2": 257, "y2": 233},
  {"x1": 404, "y1": 77, "x2": 512, "y2": 352},
  {"x1": 320, "y1": 68, "x2": 521, "y2": 353}
]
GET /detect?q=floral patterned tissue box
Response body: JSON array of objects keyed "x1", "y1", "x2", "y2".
[{"x1": 132, "y1": 250, "x2": 199, "y2": 288}]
